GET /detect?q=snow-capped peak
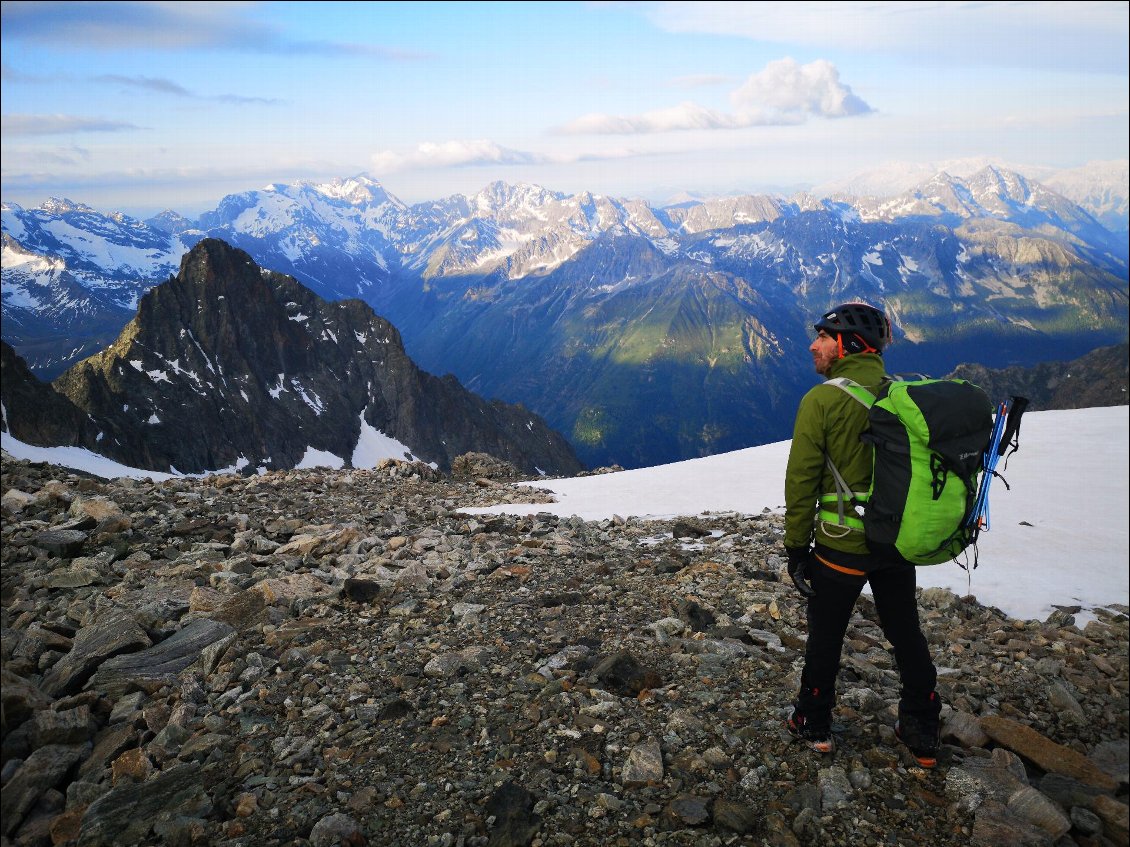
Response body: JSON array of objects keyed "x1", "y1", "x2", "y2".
[
  {"x1": 470, "y1": 181, "x2": 563, "y2": 216},
  {"x1": 40, "y1": 198, "x2": 97, "y2": 215},
  {"x1": 312, "y1": 175, "x2": 399, "y2": 208}
]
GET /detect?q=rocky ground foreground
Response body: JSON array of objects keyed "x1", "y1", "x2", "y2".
[{"x1": 2, "y1": 453, "x2": 1127, "y2": 847}]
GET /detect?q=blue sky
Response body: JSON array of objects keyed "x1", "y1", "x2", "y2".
[{"x1": 2, "y1": 1, "x2": 1127, "y2": 217}]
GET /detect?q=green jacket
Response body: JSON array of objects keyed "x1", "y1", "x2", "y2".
[{"x1": 784, "y1": 353, "x2": 887, "y2": 554}]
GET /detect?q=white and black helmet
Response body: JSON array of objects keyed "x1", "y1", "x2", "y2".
[{"x1": 814, "y1": 302, "x2": 893, "y2": 353}]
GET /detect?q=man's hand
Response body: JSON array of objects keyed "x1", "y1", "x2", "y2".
[{"x1": 785, "y1": 546, "x2": 816, "y2": 598}]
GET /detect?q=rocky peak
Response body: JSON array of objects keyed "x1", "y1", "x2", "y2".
[
  {"x1": 471, "y1": 181, "x2": 563, "y2": 218},
  {"x1": 13, "y1": 238, "x2": 583, "y2": 476},
  {"x1": 312, "y1": 175, "x2": 401, "y2": 208},
  {"x1": 39, "y1": 197, "x2": 95, "y2": 215},
  {"x1": 144, "y1": 210, "x2": 194, "y2": 236},
  {"x1": 663, "y1": 194, "x2": 787, "y2": 234}
]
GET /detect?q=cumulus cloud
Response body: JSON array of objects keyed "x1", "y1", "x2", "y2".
[
  {"x1": 731, "y1": 58, "x2": 871, "y2": 118},
  {"x1": 557, "y1": 58, "x2": 871, "y2": 135},
  {"x1": 1, "y1": 114, "x2": 140, "y2": 136}
]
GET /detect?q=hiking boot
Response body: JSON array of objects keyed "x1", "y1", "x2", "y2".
[
  {"x1": 786, "y1": 707, "x2": 835, "y2": 754},
  {"x1": 895, "y1": 713, "x2": 939, "y2": 768}
]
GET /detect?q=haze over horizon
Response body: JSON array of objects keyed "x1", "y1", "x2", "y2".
[{"x1": 2, "y1": 1, "x2": 1127, "y2": 219}]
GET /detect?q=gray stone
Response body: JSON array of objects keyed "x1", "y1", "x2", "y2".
[
  {"x1": 77, "y1": 763, "x2": 209, "y2": 846},
  {"x1": 712, "y1": 797, "x2": 760, "y2": 834},
  {"x1": 1045, "y1": 681, "x2": 1084, "y2": 718},
  {"x1": 947, "y1": 747, "x2": 1030, "y2": 805},
  {"x1": 971, "y1": 800, "x2": 1056, "y2": 847},
  {"x1": 77, "y1": 724, "x2": 139, "y2": 780},
  {"x1": 33, "y1": 705, "x2": 96, "y2": 746},
  {"x1": 1006, "y1": 785, "x2": 1071, "y2": 839},
  {"x1": 1090, "y1": 738, "x2": 1130, "y2": 786},
  {"x1": 818, "y1": 766, "x2": 854, "y2": 809},
  {"x1": 483, "y1": 781, "x2": 540, "y2": 847},
  {"x1": 1069, "y1": 806, "x2": 1103, "y2": 837},
  {"x1": 86, "y1": 618, "x2": 235, "y2": 697},
  {"x1": 943, "y1": 710, "x2": 990, "y2": 748},
  {"x1": 0, "y1": 744, "x2": 85, "y2": 836},
  {"x1": 622, "y1": 739, "x2": 664, "y2": 787},
  {"x1": 309, "y1": 812, "x2": 364, "y2": 847},
  {"x1": 46, "y1": 566, "x2": 101, "y2": 589},
  {"x1": 40, "y1": 614, "x2": 152, "y2": 698},
  {"x1": 1, "y1": 668, "x2": 52, "y2": 733},
  {"x1": 1, "y1": 488, "x2": 35, "y2": 511},
  {"x1": 661, "y1": 793, "x2": 711, "y2": 827},
  {"x1": 32, "y1": 528, "x2": 88, "y2": 557}
]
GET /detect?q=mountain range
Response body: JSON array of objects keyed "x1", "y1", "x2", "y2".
[
  {"x1": 3, "y1": 162, "x2": 1127, "y2": 468},
  {"x1": 1, "y1": 239, "x2": 583, "y2": 477}
]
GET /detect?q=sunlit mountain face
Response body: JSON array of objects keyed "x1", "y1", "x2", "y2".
[{"x1": 4, "y1": 166, "x2": 1127, "y2": 468}]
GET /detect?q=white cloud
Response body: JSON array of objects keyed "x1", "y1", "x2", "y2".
[
  {"x1": 558, "y1": 58, "x2": 870, "y2": 136},
  {"x1": 651, "y1": 1, "x2": 940, "y2": 48},
  {"x1": 731, "y1": 58, "x2": 872, "y2": 118},
  {"x1": 1, "y1": 114, "x2": 140, "y2": 136},
  {"x1": 560, "y1": 102, "x2": 751, "y2": 135},
  {"x1": 0, "y1": 1, "x2": 428, "y2": 59},
  {"x1": 647, "y1": 1, "x2": 1129, "y2": 74},
  {"x1": 369, "y1": 139, "x2": 648, "y2": 174},
  {"x1": 371, "y1": 140, "x2": 550, "y2": 173}
]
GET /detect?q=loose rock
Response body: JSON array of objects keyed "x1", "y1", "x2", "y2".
[{"x1": 1, "y1": 453, "x2": 1126, "y2": 847}]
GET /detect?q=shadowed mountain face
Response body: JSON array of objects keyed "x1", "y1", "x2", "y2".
[{"x1": 3, "y1": 239, "x2": 583, "y2": 476}]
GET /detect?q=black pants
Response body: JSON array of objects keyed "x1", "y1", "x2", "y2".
[{"x1": 797, "y1": 544, "x2": 938, "y2": 723}]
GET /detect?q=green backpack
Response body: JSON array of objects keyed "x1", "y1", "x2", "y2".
[{"x1": 822, "y1": 376, "x2": 995, "y2": 565}]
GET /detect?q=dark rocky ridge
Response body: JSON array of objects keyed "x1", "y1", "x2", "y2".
[
  {"x1": 948, "y1": 343, "x2": 1129, "y2": 410},
  {"x1": 1, "y1": 454, "x2": 1126, "y2": 847},
  {"x1": 1, "y1": 239, "x2": 583, "y2": 477},
  {"x1": 0, "y1": 343, "x2": 99, "y2": 447}
]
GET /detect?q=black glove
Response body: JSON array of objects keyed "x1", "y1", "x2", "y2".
[{"x1": 786, "y1": 546, "x2": 816, "y2": 598}]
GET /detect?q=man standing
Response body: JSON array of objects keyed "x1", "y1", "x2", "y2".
[{"x1": 782, "y1": 301, "x2": 942, "y2": 768}]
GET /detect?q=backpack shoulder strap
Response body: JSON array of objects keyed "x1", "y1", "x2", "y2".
[
  {"x1": 823, "y1": 376, "x2": 881, "y2": 410},
  {"x1": 889, "y1": 372, "x2": 930, "y2": 383},
  {"x1": 818, "y1": 376, "x2": 885, "y2": 536}
]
